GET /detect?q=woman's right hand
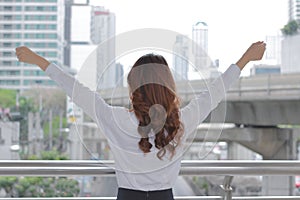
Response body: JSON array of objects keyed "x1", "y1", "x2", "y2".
[
  {"x1": 16, "y1": 46, "x2": 50, "y2": 71},
  {"x1": 243, "y1": 41, "x2": 266, "y2": 61},
  {"x1": 236, "y1": 41, "x2": 266, "y2": 70}
]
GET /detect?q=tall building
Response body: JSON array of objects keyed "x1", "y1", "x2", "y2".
[
  {"x1": 192, "y1": 21, "x2": 219, "y2": 78},
  {"x1": 265, "y1": 35, "x2": 282, "y2": 65},
  {"x1": 281, "y1": 34, "x2": 300, "y2": 73},
  {"x1": 64, "y1": 0, "x2": 72, "y2": 68},
  {"x1": 0, "y1": 0, "x2": 65, "y2": 90},
  {"x1": 192, "y1": 21, "x2": 209, "y2": 69},
  {"x1": 288, "y1": 0, "x2": 300, "y2": 22},
  {"x1": 115, "y1": 62, "x2": 124, "y2": 87},
  {"x1": 90, "y1": 6, "x2": 116, "y2": 89},
  {"x1": 173, "y1": 34, "x2": 189, "y2": 81},
  {"x1": 280, "y1": 1, "x2": 300, "y2": 73}
]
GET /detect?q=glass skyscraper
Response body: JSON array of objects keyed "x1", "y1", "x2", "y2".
[
  {"x1": 192, "y1": 21, "x2": 209, "y2": 69},
  {"x1": 90, "y1": 6, "x2": 116, "y2": 90},
  {"x1": 289, "y1": 0, "x2": 300, "y2": 22},
  {"x1": 173, "y1": 34, "x2": 189, "y2": 81},
  {"x1": 0, "y1": 0, "x2": 65, "y2": 90}
]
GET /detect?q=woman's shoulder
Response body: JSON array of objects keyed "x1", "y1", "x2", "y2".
[{"x1": 108, "y1": 106, "x2": 138, "y2": 124}]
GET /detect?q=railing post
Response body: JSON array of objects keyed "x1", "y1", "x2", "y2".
[
  {"x1": 238, "y1": 78, "x2": 241, "y2": 97},
  {"x1": 267, "y1": 74, "x2": 271, "y2": 96},
  {"x1": 220, "y1": 175, "x2": 233, "y2": 200}
]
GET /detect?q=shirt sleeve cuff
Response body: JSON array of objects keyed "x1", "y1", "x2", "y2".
[
  {"x1": 231, "y1": 63, "x2": 242, "y2": 74},
  {"x1": 44, "y1": 63, "x2": 59, "y2": 77},
  {"x1": 228, "y1": 63, "x2": 242, "y2": 79}
]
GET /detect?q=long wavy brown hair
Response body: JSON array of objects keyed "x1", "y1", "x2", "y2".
[{"x1": 127, "y1": 54, "x2": 183, "y2": 159}]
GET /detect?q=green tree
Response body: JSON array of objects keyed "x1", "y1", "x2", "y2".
[
  {"x1": 21, "y1": 88, "x2": 67, "y2": 153},
  {"x1": 0, "y1": 151, "x2": 79, "y2": 197},
  {"x1": 0, "y1": 177, "x2": 17, "y2": 197},
  {"x1": 40, "y1": 150, "x2": 68, "y2": 160},
  {"x1": 22, "y1": 87, "x2": 66, "y2": 116},
  {"x1": 281, "y1": 20, "x2": 299, "y2": 36},
  {"x1": 43, "y1": 116, "x2": 67, "y2": 138},
  {"x1": 0, "y1": 89, "x2": 16, "y2": 108},
  {"x1": 18, "y1": 96, "x2": 36, "y2": 144}
]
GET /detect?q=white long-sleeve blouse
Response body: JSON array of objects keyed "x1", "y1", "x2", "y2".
[{"x1": 45, "y1": 63, "x2": 241, "y2": 191}]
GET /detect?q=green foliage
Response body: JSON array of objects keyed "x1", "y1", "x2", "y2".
[
  {"x1": 18, "y1": 96, "x2": 37, "y2": 142},
  {"x1": 281, "y1": 20, "x2": 299, "y2": 36},
  {"x1": 0, "y1": 177, "x2": 17, "y2": 197},
  {"x1": 0, "y1": 88, "x2": 75, "y2": 197},
  {"x1": 27, "y1": 150, "x2": 68, "y2": 160},
  {"x1": 15, "y1": 177, "x2": 79, "y2": 197},
  {"x1": 0, "y1": 151, "x2": 79, "y2": 197},
  {"x1": 0, "y1": 88, "x2": 68, "y2": 159},
  {"x1": 43, "y1": 116, "x2": 67, "y2": 138},
  {"x1": 41, "y1": 150, "x2": 68, "y2": 160},
  {"x1": 0, "y1": 89, "x2": 16, "y2": 108},
  {"x1": 55, "y1": 178, "x2": 80, "y2": 197}
]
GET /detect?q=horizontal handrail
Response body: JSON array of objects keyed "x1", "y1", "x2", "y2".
[
  {"x1": 3, "y1": 160, "x2": 300, "y2": 167},
  {"x1": 1, "y1": 160, "x2": 300, "y2": 176},
  {"x1": 0, "y1": 161, "x2": 299, "y2": 200},
  {"x1": 0, "y1": 196, "x2": 299, "y2": 200}
]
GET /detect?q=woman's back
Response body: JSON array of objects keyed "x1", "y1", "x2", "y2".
[{"x1": 100, "y1": 106, "x2": 184, "y2": 191}]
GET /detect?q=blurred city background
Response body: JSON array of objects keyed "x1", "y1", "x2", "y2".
[{"x1": 0, "y1": 0, "x2": 300, "y2": 198}]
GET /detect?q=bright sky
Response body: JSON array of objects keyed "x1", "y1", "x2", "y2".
[{"x1": 74, "y1": 0, "x2": 288, "y2": 76}]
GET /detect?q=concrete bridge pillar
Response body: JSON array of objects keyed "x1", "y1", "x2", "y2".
[
  {"x1": 195, "y1": 126, "x2": 300, "y2": 195},
  {"x1": 261, "y1": 128, "x2": 295, "y2": 196},
  {"x1": 227, "y1": 141, "x2": 256, "y2": 160}
]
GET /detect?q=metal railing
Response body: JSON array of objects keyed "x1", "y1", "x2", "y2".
[
  {"x1": 0, "y1": 197, "x2": 300, "y2": 200},
  {"x1": 0, "y1": 160, "x2": 300, "y2": 200},
  {"x1": 2, "y1": 160, "x2": 300, "y2": 176}
]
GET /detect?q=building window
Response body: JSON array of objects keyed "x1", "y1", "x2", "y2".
[
  {"x1": 25, "y1": 6, "x2": 57, "y2": 12},
  {"x1": 3, "y1": 34, "x2": 11, "y2": 38},
  {"x1": 0, "y1": 24, "x2": 21, "y2": 30},
  {"x1": 15, "y1": 6, "x2": 22, "y2": 11},
  {"x1": 3, "y1": 15, "x2": 12, "y2": 20},
  {"x1": 48, "y1": 43, "x2": 57, "y2": 48},
  {"x1": 3, "y1": 52, "x2": 12, "y2": 57},
  {"x1": 23, "y1": 70, "x2": 45, "y2": 76},
  {"x1": 5, "y1": 33, "x2": 22, "y2": 39},
  {"x1": 25, "y1": 15, "x2": 57, "y2": 21},
  {"x1": 24, "y1": 33, "x2": 57, "y2": 39},
  {"x1": 23, "y1": 80, "x2": 32, "y2": 85},
  {"x1": 0, "y1": 0, "x2": 11, "y2": 1},
  {"x1": 3, "y1": 43, "x2": 12, "y2": 47},
  {"x1": 1, "y1": 42, "x2": 21, "y2": 48},
  {"x1": 24, "y1": 24, "x2": 57, "y2": 30},
  {"x1": 2, "y1": 61, "x2": 12, "y2": 66},
  {"x1": 0, "y1": 71, "x2": 20, "y2": 76},
  {"x1": 3, "y1": 24, "x2": 12, "y2": 29},
  {"x1": 0, "y1": 80, "x2": 20, "y2": 85},
  {"x1": 3, "y1": 6, "x2": 13, "y2": 11},
  {"x1": 37, "y1": 6, "x2": 43, "y2": 11},
  {"x1": 15, "y1": 15, "x2": 22, "y2": 20},
  {"x1": 38, "y1": 51, "x2": 57, "y2": 57}
]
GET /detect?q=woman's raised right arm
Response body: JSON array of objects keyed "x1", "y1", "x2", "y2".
[
  {"x1": 181, "y1": 41, "x2": 266, "y2": 135},
  {"x1": 15, "y1": 46, "x2": 113, "y2": 124}
]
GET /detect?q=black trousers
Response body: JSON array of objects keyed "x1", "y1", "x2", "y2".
[{"x1": 117, "y1": 187, "x2": 174, "y2": 200}]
